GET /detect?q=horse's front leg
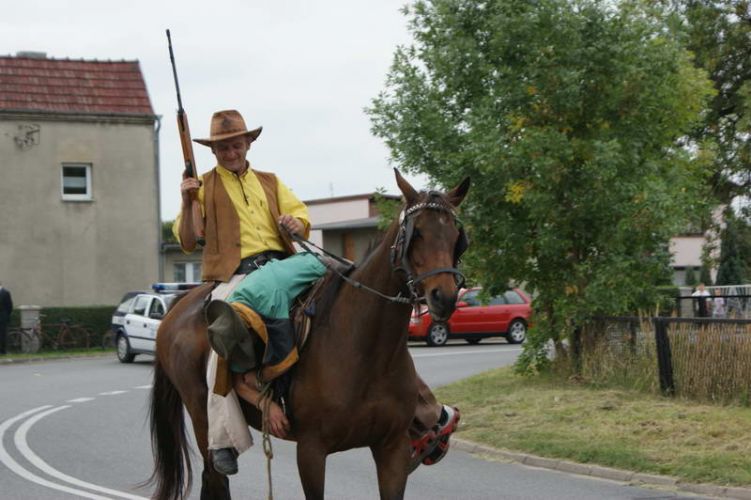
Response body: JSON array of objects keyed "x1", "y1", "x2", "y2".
[
  {"x1": 296, "y1": 438, "x2": 327, "y2": 500},
  {"x1": 371, "y1": 434, "x2": 410, "y2": 500}
]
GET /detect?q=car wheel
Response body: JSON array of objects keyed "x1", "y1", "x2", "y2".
[
  {"x1": 117, "y1": 334, "x2": 136, "y2": 363},
  {"x1": 506, "y1": 320, "x2": 527, "y2": 344},
  {"x1": 426, "y1": 323, "x2": 449, "y2": 347},
  {"x1": 465, "y1": 338, "x2": 482, "y2": 345}
]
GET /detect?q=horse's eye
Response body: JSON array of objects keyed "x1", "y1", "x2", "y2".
[{"x1": 412, "y1": 228, "x2": 421, "y2": 239}]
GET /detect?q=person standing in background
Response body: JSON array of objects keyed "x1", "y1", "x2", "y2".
[
  {"x1": 692, "y1": 283, "x2": 711, "y2": 318},
  {"x1": 712, "y1": 289, "x2": 726, "y2": 318},
  {"x1": 0, "y1": 283, "x2": 13, "y2": 355}
]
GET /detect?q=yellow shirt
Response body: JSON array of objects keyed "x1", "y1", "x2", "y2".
[{"x1": 173, "y1": 164, "x2": 310, "y2": 258}]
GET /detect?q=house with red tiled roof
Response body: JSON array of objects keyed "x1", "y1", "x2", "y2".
[{"x1": 0, "y1": 51, "x2": 161, "y2": 307}]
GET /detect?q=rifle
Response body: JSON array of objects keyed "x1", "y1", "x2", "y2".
[{"x1": 166, "y1": 29, "x2": 205, "y2": 246}]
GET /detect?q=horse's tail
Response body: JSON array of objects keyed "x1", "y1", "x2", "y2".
[{"x1": 146, "y1": 358, "x2": 192, "y2": 500}]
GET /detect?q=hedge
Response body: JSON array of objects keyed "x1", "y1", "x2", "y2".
[{"x1": 9, "y1": 306, "x2": 116, "y2": 350}]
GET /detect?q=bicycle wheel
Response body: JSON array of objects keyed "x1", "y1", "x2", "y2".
[
  {"x1": 6, "y1": 328, "x2": 40, "y2": 354},
  {"x1": 20, "y1": 329, "x2": 40, "y2": 354},
  {"x1": 101, "y1": 329, "x2": 116, "y2": 349},
  {"x1": 55, "y1": 328, "x2": 74, "y2": 350}
]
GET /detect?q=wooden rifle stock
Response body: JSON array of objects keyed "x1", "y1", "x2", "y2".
[{"x1": 167, "y1": 29, "x2": 205, "y2": 246}]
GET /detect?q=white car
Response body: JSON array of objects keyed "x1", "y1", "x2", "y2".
[{"x1": 111, "y1": 283, "x2": 197, "y2": 363}]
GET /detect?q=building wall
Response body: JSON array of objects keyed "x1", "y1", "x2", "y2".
[
  {"x1": 0, "y1": 115, "x2": 159, "y2": 306},
  {"x1": 307, "y1": 199, "x2": 370, "y2": 225}
]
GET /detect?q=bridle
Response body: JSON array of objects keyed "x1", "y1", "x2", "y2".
[
  {"x1": 288, "y1": 192, "x2": 469, "y2": 306},
  {"x1": 389, "y1": 193, "x2": 469, "y2": 302}
]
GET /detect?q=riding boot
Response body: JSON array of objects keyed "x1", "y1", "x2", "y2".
[{"x1": 211, "y1": 447, "x2": 239, "y2": 476}]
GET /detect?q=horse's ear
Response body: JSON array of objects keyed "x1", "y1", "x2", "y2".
[
  {"x1": 394, "y1": 168, "x2": 419, "y2": 205},
  {"x1": 447, "y1": 177, "x2": 470, "y2": 207}
]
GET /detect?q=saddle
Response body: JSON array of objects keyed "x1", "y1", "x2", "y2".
[
  {"x1": 291, "y1": 256, "x2": 354, "y2": 351},
  {"x1": 210, "y1": 255, "x2": 354, "y2": 407}
]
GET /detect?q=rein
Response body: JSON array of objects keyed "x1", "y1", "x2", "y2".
[
  {"x1": 286, "y1": 197, "x2": 465, "y2": 306},
  {"x1": 289, "y1": 233, "x2": 413, "y2": 304}
]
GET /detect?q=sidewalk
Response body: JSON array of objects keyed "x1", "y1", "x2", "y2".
[{"x1": 453, "y1": 438, "x2": 751, "y2": 500}]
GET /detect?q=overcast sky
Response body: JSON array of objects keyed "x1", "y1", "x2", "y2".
[{"x1": 1, "y1": 0, "x2": 428, "y2": 220}]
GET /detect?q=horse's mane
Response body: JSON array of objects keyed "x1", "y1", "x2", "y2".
[{"x1": 310, "y1": 212, "x2": 404, "y2": 332}]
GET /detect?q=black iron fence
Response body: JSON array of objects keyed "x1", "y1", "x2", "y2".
[{"x1": 573, "y1": 316, "x2": 751, "y2": 404}]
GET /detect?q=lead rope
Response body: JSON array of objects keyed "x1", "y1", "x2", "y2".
[{"x1": 258, "y1": 381, "x2": 275, "y2": 500}]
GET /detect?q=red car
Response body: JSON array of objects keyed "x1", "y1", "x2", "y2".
[{"x1": 408, "y1": 287, "x2": 532, "y2": 346}]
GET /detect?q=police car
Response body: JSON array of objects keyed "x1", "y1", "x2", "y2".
[{"x1": 111, "y1": 283, "x2": 199, "y2": 363}]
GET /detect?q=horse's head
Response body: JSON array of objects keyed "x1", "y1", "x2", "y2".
[{"x1": 391, "y1": 169, "x2": 470, "y2": 321}]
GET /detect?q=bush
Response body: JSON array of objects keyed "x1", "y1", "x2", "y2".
[{"x1": 9, "y1": 306, "x2": 115, "y2": 350}]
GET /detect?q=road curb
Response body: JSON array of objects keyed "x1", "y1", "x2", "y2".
[
  {"x1": 0, "y1": 352, "x2": 114, "y2": 365},
  {"x1": 452, "y1": 437, "x2": 751, "y2": 499}
]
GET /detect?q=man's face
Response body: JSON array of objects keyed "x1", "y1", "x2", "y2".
[{"x1": 212, "y1": 136, "x2": 251, "y2": 173}]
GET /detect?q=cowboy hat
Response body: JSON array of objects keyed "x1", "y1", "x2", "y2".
[
  {"x1": 194, "y1": 109, "x2": 262, "y2": 147},
  {"x1": 205, "y1": 299, "x2": 257, "y2": 372}
]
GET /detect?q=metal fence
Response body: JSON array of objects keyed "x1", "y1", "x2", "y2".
[
  {"x1": 574, "y1": 316, "x2": 751, "y2": 404},
  {"x1": 672, "y1": 285, "x2": 751, "y2": 319}
]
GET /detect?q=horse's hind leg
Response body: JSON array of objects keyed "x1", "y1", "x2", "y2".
[
  {"x1": 296, "y1": 439, "x2": 327, "y2": 500},
  {"x1": 183, "y1": 386, "x2": 232, "y2": 500},
  {"x1": 371, "y1": 435, "x2": 410, "y2": 500}
]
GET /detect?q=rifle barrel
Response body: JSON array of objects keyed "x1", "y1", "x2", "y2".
[{"x1": 166, "y1": 29, "x2": 184, "y2": 111}]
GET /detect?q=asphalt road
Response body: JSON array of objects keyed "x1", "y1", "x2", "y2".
[{"x1": 0, "y1": 341, "x2": 711, "y2": 499}]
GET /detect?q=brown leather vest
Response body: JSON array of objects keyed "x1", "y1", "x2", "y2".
[{"x1": 202, "y1": 168, "x2": 296, "y2": 282}]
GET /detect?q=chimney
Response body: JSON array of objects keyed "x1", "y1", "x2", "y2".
[{"x1": 16, "y1": 51, "x2": 47, "y2": 59}]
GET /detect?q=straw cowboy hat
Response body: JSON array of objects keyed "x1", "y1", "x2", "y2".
[{"x1": 194, "y1": 109, "x2": 262, "y2": 147}]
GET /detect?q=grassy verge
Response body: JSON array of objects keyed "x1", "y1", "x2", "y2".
[
  {"x1": 434, "y1": 367, "x2": 751, "y2": 487},
  {"x1": 0, "y1": 348, "x2": 114, "y2": 362}
]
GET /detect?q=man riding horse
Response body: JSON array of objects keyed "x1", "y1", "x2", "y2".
[{"x1": 173, "y1": 109, "x2": 460, "y2": 476}]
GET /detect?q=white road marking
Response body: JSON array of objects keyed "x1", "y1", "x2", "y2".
[
  {"x1": 15, "y1": 406, "x2": 148, "y2": 500},
  {"x1": 67, "y1": 397, "x2": 95, "y2": 403},
  {"x1": 98, "y1": 390, "x2": 128, "y2": 396},
  {"x1": 132, "y1": 385, "x2": 152, "y2": 390},
  {"x1": 0, "y1": 406, "x2": 111, "y2": 499},
  {"x1": 411, "y1": 347, "x2": 523, "y2": 358}
]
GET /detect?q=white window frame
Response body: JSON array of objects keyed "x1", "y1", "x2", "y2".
[
  {"x1": 174, "y1": 262, "x2": 201, "y2": 282},
  {"x1": 61, "y1": 163, "x2": 92, "y2": 201}
]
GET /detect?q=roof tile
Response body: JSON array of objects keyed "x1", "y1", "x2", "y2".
[{"x1": 0, "y1": 55, "x2": 154, "y2": 115}]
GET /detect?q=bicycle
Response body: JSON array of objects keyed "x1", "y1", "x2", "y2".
[
  {"x1": 6, "y1": 326, "x2": 41, "y2": 354},
  {"x1": 43, "y1": 319, "x2": 93, "y2": 350},
  {"x1": 101, "y1": 328, "x2": 117, "y2": 349}
]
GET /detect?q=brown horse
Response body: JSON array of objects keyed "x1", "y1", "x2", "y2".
[{"x1": 148, "y1": 170, "x2": 470, "y2": 500}]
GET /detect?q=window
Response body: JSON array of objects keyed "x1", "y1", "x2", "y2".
[
  {"x1": 174, "y1": 262, "x2": 201, "y2": 282},
  {"x1": 461, "y1": 290, "x2": 481, "y2": 306},
  {"x1": 61, "y1": 163, "x2": 92, "y2": 201},
  {"x1": 149, "y1": 299, "x2": 165, "y2": 317},
  {"x1": 133, "y1": 296, "x2": 151, "y2": 316},
  {"x1": 489, "y1": 295, "x2": 507, "y2": 305},
  {"x1": 504, "y1": 291, "x2": 526, "y2": 304}
]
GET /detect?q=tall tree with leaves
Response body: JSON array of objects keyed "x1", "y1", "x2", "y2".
[
  {"x1": 715, "y1": 214, "x2": 748, "y2": 285},
  {"x1": 369, "y1": 0, "x2": 714, "y2": 371},
  {"x1": 678, "y1": 0, "x2": 751, "y2": 204}
]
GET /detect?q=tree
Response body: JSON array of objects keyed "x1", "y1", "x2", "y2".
[
  {"x1": 369, "y1": 0, "x2": 714, "y2": 371},
  {"x1": 677, "y1": 1, "x2": 751, "y2": 204},
  {"x1": 715, "y1": 214, "x2": 748, "y2": 285},
  {"x1": 162, "y1": 220, "x2": 178, "y2": 245},
  {"x1": 685, "y1": 266, "x2": 698, "y2": 286}
]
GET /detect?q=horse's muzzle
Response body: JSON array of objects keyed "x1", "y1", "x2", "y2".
[{"x1": 426, "y1": 286, "x2": 457, "y2": 322}]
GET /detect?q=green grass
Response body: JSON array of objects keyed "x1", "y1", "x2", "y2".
[{"x1": 435, "y1": 367, "x2": 751, "y2": 486}]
